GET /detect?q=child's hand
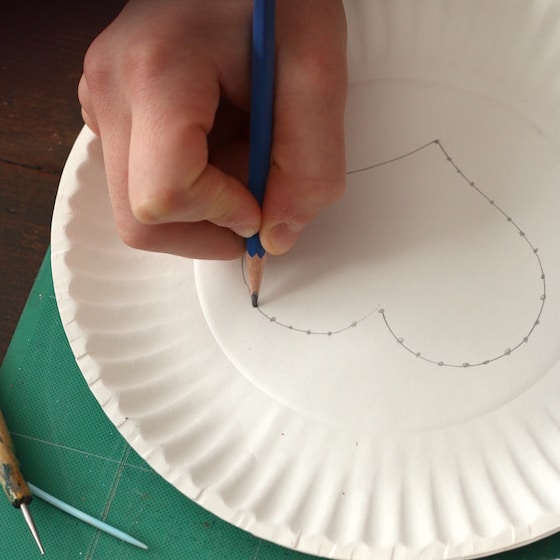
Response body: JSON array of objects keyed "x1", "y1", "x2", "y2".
[{"x1": 79, "y1": 0, "x2": 347, "y2": 259}]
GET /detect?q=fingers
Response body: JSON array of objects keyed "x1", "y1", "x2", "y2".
[
  {"x1": 77, "y1": 0, "x2": 348, "y2": 260},
  {"x1": 260, "y1": 0, "x2": 348, "y2": 255},
  {"x1": 127, "y1": 96, "x2": 260, "y2": 237},
  {"x1": 115, "y1": 220, "x2": 247, "y2": 260},
  {"x1": 81, "y1": 81, "x2": 247, "y2": 259},
  {"x1": 78, "y1": 18, "x2": 260, "y2": 259}
]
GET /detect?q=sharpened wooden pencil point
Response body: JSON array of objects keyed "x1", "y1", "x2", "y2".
[{"x1": 246, "y1": 253, "x2": 267, "y2": 307}]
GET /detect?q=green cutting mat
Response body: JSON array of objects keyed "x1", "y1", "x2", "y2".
[{"x1": 1, "y1": 251, "x2": 559, "y2": 559}]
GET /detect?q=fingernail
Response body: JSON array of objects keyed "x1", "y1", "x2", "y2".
[
  {"x1": 268, "y1": 222, "x2": 304, "y2": 254},
  {"x1": 230, "y1": 223, "x2": 260, "y2": 238}
]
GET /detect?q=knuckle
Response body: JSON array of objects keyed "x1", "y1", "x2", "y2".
[
  {"x1": 127, "y1": 168, "x2": 215, "y2": 226},
  {"x1": 82, "y1": 37, "x2": 113, "y2": 95},
  {"x1": 116, "y1": 220, "x2": 153, "y2": 251},
  {"x1": 121, "y1": 39, "x2": 169, "y2": 92},
  {"x1": 130, "y1": 197, "x2": 161, "y2": 225},
  {"x1": 201, "y1": 173, "x2": 231, "y2": 221},
  {"x1": 129, "y1": 189, "x2": 176, "y2": 225}
]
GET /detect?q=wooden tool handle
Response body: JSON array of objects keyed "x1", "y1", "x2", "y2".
[{"x1": 0, "y1": 410, "x2": 31, "y2": 507}]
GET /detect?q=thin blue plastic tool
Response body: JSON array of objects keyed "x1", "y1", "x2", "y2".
[{"x1": 28, "y1": 482, "x2": 148, "y2": 550}]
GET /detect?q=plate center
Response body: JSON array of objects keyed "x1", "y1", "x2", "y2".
[{"x1": 195, "y1": 80, "x2": 560, "y2": 433}]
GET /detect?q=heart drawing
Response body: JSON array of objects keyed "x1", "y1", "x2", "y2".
[{"x1": 243, "y1": 140, "x2": 547, "y2": 369}]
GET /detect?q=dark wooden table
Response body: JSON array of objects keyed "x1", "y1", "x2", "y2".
[{"x1": 0, "y1": 2, "x2": 127, "y2": 361}]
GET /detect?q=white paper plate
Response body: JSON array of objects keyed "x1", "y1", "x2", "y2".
[{"x1": 51, "y1": 1, "x2": 560, "y2": 558}]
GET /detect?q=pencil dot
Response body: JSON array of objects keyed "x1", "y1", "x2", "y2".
[
  {"x1": 270, "y1": 316, "x2": 276, "y2": 322},
  {"x1": 328, "y1": 332, "x2": 332, "y2": 336},
  {"x1": 505, "y1": 348, "x2": 512, "y2": 355},
  {"x1": 397, "y1": 337, "x2": 404, "y2": 344},
  {"x1": 489, "y1": 200, "x2": 495, "y2": 205},
  {"x1": 438, "y1": 361, "x2": 444, "y2": 366},
  {"x1": 378, "y1": 309, "x2": 385, "y2": 314},
  {"x1": 415, "y1": 352, "x2": 421, "y2": 358},
  {"x1": 470, "y1": 181, "x2": 476, "y2": 187},
  {"x1": 462, "y1": 363, "x2": 470, "y2": 367},
  {"x1": 519, "y1": 231, "x2": 525, "y2": 237},
  {"x1": 351, "y1": 321, "x2": 357, "y2": 327},
  {"x1": 534, "y1": 248, "x2": 539, "y2": 253},
  {"x1": 523, "y1": 337, "x2": 529, "y2": 343},
  {"x1": 306, "y1": 330, "x2": 311, "y2": 335},
  {"x1": 507, "y1": 217, "x2": 512, "y2": 222},
  {"x1": 483, "y1": 360, "x2": 490, "y2": 365},
  {"x1": 541, "y1": 294, "x2": 546, "y2": 301}
]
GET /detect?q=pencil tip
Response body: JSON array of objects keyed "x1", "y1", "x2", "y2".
[{"x1": 251, "y1": 293, "x2": 259, "y2": 307}]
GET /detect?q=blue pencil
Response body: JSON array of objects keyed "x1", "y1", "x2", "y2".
[{"x1": 245, "y1": 0, "x2": 276, "y2": 307}]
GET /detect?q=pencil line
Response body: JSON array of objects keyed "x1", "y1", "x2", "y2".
[
  {"x1": 11, "y1": 432, "x2": 151, "y2": 472},
  {"x1": 252, "y1": 138, "x2": 547, "y2": 369},
  {"x1": 346, "y1": 139, "x2": 437, "y2": 175},
  {"x1": 85, "y1": 446, "x2": 131, "y2": 560},
  {"x1": 252, "y1": 539, "x2": 263, "y2": 560},
  {"x1": 101, "y1": 446, "x2": 131, "y2": 522}
]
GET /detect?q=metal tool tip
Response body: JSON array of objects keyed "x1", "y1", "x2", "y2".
[
  {"x1": 251, "y1": 292, "x2": 259, "y2": 307},
  {"x1": 20, "y1": 503, "x2": 45, "y2": 555}
]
